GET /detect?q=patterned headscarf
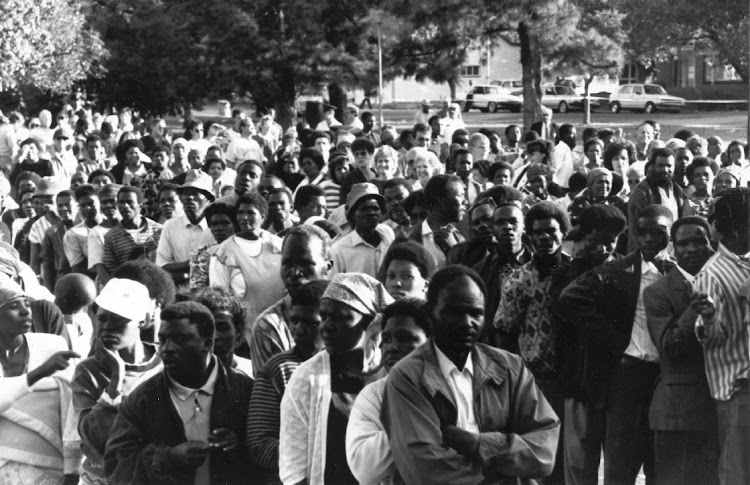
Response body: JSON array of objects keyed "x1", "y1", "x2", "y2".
[
  {"x1": 322, "y1": 273, "x2": 394, "y2": 317},
  {"x1": 715, "y1": 165, "x2": 742, "y2": 185}
]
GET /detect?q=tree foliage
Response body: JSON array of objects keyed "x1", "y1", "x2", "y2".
[
  {"x1": 615, "y1": 0, "x2": 749, "y2": 83},
  {"x1": 84, "y1": 0, "x2": 256, "y2": 115},
  {"x1": 0, "y1": 0, "x2": 106, "y2": 93}
]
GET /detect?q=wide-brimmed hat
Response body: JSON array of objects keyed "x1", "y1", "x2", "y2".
[
  {"x1": 178, "y1": 169, "x2": 216, "y2": 201},
  {"x1": 345, "y1": 183, "x2": 385, "y2": 218}
]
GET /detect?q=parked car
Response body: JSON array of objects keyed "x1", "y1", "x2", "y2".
[
  {"x1": 608, "y1": 84, "x2": 686, "y2": 114},
  {"x1": 455, "y1": 84, "x2": 522, "y2": 113},
  {"x1": 540, "y1": 84, "x2": 601, "y2": 113},
  {"x1": 491, "y1": 79, "x2": 523, "y2": 92}
]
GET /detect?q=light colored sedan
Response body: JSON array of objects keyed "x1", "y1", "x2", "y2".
[{"x1": 609, "y1": 84, "x2": 686, "y2": 114}]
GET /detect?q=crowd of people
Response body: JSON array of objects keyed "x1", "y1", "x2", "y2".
[{"x1": 0, "y1": 97, "x2": 747, "y2": 485}]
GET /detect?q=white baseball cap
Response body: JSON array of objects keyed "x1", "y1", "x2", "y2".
[{"x1": 95, "y1": 278, "x2": 152, "y2": 322}]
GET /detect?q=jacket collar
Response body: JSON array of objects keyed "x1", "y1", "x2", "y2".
[{"x1": 419, "y1": 341, "x2": 506, "y2": 403}]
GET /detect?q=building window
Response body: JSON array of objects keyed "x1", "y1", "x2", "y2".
[
  {"x1": 461, "y1": 65, "x2": 480, "y2": 77},
  {"x1": 621, "y1": 62, "x2": 640, "y2": 84},
  {"x1": 704, "y1": 56, "x2": 742, "y2": 83}
]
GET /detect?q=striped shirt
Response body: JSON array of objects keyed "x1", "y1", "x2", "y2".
[
  {"x1": 246, "y1": 347, "x2": 306, "y2": 483},
  {"x1": 693, "y1": 243, "x2": 750, "y2": 401},
  {"x1": 103, "y1": 218, "x2": 162, "y2": 272}
]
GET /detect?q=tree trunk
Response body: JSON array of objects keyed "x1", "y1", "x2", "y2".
[
  {"x1": 448, "y1": 80, "x2": 457, "y2": 101},
  {"x1": 519, "y1": 21, "x2": 543, "y2": 134},
  {"x1": 328, "y1": 83, "x2": 347, "y2": 123},
  {"x1": 583, "y1": 77, "x2": 592, "y2": 125},
  {"x1": 276, "y1": 66, "x2": 297, "y2": 132}
]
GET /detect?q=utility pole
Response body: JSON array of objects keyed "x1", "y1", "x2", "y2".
[{"x1": 378, "y1": 22, "x2": 384, "y2": 129}]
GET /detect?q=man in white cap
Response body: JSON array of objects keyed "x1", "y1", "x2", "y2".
[
  {"x1": 442, "y1": 103, "x2": 466, "y2": 146},
  {"x1": 72, "y1": 278, "x2": 162, "y2": 484},
  {"x1": 414, "y1": 99, "x2": 434, "y2": 125},
  {"x1": 157, "y1": 169, "x2": 216, "y2": 285},
  {"x1": 315, "y1": 104, "x2": 342, "y2": 132},
  {"x1": 330, "y1": 182, "x2": 395, "y2": 277}
]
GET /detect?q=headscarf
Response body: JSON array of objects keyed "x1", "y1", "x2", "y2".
[
  {"x1": 322, "y1": 273, "x2": 394, "y2": 317},
  {"x1": 0, "y1": 272, "x2": 26, "y2": 308},
  {"x1": 0, "y1": 242, "x2": 22, "y2": 279},
  {"x1": 586, "y1": 167, "x2": 613, "y2": 189},
  {"x1": 715, "y1": 166, "x2": 742, "y2": 185}
]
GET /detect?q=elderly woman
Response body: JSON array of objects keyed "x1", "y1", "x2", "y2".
[
  {"x1": 345, "y1": 298, "x2": 430, "y2": 485},
  {"x1": 279, "y1": 273, "x2": 393, "y2": 485},
  {"x1": 373, "y1": 146, "x2": 400, "y2": 184},
  {"x1": 568, "y1": 167, "x2": 627, "y2": 226},
  {"x1": 0, "y1": 274, "x2": 81, "y2": 485},
  {"x1": 411, "y1": 148, "x2": 442, "y2": 191},
  {"x1": 209, "y1": 193, "x2": 286, "y2": 328}
]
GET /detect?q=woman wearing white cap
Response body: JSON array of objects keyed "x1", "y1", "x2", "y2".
[
  {"x1": 0, "y1": 274, "x2": 81, "y2": 484},
  {"x1": 71, "y1": 278, "x2": 162, "y2": 485},
  {"x1": 280, "y1": 272, "x2": 392, "y2": 485}
]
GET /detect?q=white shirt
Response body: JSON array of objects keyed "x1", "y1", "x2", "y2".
[
  {"x1": 330, "y1": 224, "x2": 395, "y2": 278},
  {"x1": 551, "y1": 141, "x2": 575, "y2": 189},
  {"x1": 28, "y1": 215, "x2": 53, "y2": 245},
  {"x1": 624, "y1": 258, "x2": 662, "y2": 362},
  {"x1": 156, "y1": 215, "x2": 215, "y2": 266},
  {"x1": 63, "y1": 221, "x2": 92, "y2": 266},
  {"x1": 434, "y1": 343, "x2": 479, "y2": 433},
  {"x1": 657, "y1": 186, "x2": 679, "y2": 222},
  {"x1": 225, "y1": 136, "x2": 264, "y2": 165}
]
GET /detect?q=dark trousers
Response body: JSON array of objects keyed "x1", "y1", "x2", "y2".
[
  {"x1": 654, "y1": 430, "x2": 719, "y2": 485},
  {"x1": 563, "y1": 398, "x2": 606, "y2": 485},
  {"x1": 716, "y1": 379, "x2": 750, "y2": 485},
  {"x1": 535, "y1": 377, "x2": 565, "y2": 485},
  {"x1": 604, "y1": 355, "x2": 659, "y2": 485}
]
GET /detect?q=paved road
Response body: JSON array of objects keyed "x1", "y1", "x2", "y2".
[{"x1": 379, "y1": 108, "x2": 749, "y2": 143}]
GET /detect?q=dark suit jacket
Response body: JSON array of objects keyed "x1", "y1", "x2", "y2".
[
  {"x1": 558, "y1": 251, "x2": 642, "y2": 407},
  {"x1": 644, "y1": 267, "x2": 717, "y2": 431},
  {"x1": 530, "y1": 121, "x2": 559, "y2": 142}
]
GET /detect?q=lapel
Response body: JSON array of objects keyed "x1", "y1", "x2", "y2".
[
  {"x1": 611, "y1": 251, "x2": 643, "y2": 314},
  {"x1": 667, "y1": 267, "x2": 691, "y2": 306}
]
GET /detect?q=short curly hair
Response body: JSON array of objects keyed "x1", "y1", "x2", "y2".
[
  {"x1": 525, "y1": 201, "x2": 571, "y2": 236},
  {"x1": 236, "y1": 192, "x2": 268, "y2": 218},
  {"x1": 377, "y1": 241, "x2": 436, "y2": 284},
  {"x1": 194, "y1": 286, "x2": 246, "y2": 336},
  {"x1": 381, "y1": 297, "x2": 431, "y2": 337}
]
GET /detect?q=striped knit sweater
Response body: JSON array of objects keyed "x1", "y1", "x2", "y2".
[{"x1": 246, "y1": 347, "x2": 307, "y2": 484}]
